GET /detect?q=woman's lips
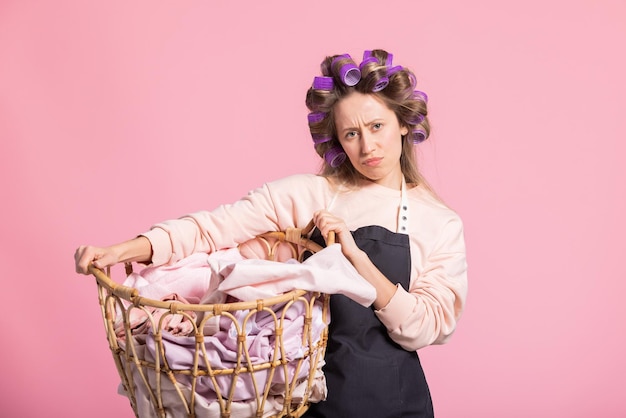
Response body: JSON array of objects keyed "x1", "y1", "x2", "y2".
[{"x1": 363, "y1": 157, "x2": 383, "y2": 167}]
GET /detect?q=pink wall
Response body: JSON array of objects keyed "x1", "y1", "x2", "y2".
[{"x1": 1, "y1": 1, "x2": 625, "y2": 416}]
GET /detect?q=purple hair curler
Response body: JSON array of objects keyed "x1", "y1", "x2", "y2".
[
  {"x1": 413, "y1": 90, "x2": 429, "y2": 103},
  {"x1": 359, "y1": 56, "x2": 379, "y2": 70},
  {"x1": 412, "y1": 128, "x2": 427, "y2": 144},
  {"x1": 313, "y1": 76, "x2": 334, "y2": 90},
  {"x1": 312, "y1": 133, "x2": 332, "y2": 144},
  {"x1": 386, "y1": 65, "x2": 403, "y2": 77},
  {"x1": 386, "y1": 53, "x2": 393, "y2": 67},
  {"x1": 407, "y1": 113, "x2": 425, "y2": 125},
  {"x1": 307, "y1": 112, "x2": 326, "y2": 124},
  {"x1": 363, "y1": 50, "x2": 373, "y2": 60},
  {"x1": 372, "y1": 77, "x2": 389, "y2": 92},
  {"x1": 332, "y1": 54, "x2": 361, "y2": 86},
  {"x1": 324, "y1": 146, "x2": 347, "y2": 168}
]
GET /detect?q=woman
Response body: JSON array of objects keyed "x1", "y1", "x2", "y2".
[{"x1": 75, "y1": 49, "x2": 467, "y2": 418}]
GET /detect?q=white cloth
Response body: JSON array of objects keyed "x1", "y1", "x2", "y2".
[{"x1": 217, "y1": 244, "x2": 376, "y2": 307}]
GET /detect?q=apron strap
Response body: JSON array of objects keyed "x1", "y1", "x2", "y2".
[{"x1": 397, "y1": 177, "x2": 409, "y2": 235}]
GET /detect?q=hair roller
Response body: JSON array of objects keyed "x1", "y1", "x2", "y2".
[
  {"x1": 359, "y1": 57, "x2": 379, "y2": 70},
  {"x1": 313, "y1": 76, "x2": 334, "y2": 91},
  {"x1": 312, "y1": 133, "x2": 332, "y2": 144},
  {"x1": 360, "y1": 50, "x2": 380, "y2": 69},
  {"x1": 386, "y1": 53, "x2": 393, "y2": 66},
  {"x1": 372, "y1": 77, "x2": 389, "y2": 92},
  {"x1": 332, "y1": 54, "x2": 361, "y2": 86},
  {"x1": 307, "y1": 112, "x2": 326, "y2": 124},
  {"x1": 412, "y1": 129, "x2": 427, "y2": 144},
  {"x1": 407, "y1": 113, "x2": 425, "y2": 125},
  {"x1": 386, "y1": 65, "x2": 403, "y2": 77},
  {"x1": 324, "y1": 145, "x2": 347, "y2": 167},
  {"x1": 413, "y1": 90, "x2": 428, "y2": 103}
]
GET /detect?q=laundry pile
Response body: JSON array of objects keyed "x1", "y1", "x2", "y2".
[{"x1": 110, "y1": 244, "x2": 375, "y2": 417}]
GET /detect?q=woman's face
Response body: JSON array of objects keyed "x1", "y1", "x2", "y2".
[{"x1": 334, "y1": 92, "x2": 408, "y2": 189}]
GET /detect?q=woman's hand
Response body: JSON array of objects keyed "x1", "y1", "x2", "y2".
[
  {"x1": 312, "y1": 210, "x2": 364, "y2": 262},
  {"x1": 312, "y1": 210, "x2": 398, "y2": 309},
  {"x1": 74, "y1": 236, "x2": 153, "y2": 275},
  {"x1": 74, "y1": 245, "x2": 120, "y2": 274}
]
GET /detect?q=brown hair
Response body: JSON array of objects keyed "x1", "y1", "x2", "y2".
[{"x1": 306, "y1": 49, "x2": 430, "y2": 187}]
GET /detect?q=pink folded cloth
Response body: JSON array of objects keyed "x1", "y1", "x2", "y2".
[
  {"x1": 115, "y1": 293, "x2": 197, "y2": 338},
  {"x1": 113, "y1": 246, "x2": 333, "y2": 414},
  {"x1": 123, "y1": 252, "x2": 223, "y2": 304},
  {"x1": 144, "y1": 295, "x2": 326, "y2": 403},
  {"x1": 217, "y1": 244, "x2": 376, "y2": 307}
]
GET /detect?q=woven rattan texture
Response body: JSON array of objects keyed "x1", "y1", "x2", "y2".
[{"x1": 91, "y1": 227, "x2": 330, "y2": 418}]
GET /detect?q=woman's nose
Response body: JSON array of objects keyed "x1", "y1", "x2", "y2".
[{"x1": 360, "y1": 133, "x2": 375, "y2": 154}]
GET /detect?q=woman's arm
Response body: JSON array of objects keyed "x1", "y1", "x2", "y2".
[
  {"x1": 144, "y1": 176, "x2": 325, "y2": 266},
  {"x1": 75, "y1": 174, "x2": 332, "y2": 274},
  {"x1": 74, "y1": 183, "x2": 282, "y2": 274},
  {"x1": 375, "y1": 217, "x2": 468, "y2": 351},
  {"x1": 314, "y1": 209, "x2": 468, "y2": 351},
  {"x1": 74, "y1": 236, "x2": 152, "y2": 274}
]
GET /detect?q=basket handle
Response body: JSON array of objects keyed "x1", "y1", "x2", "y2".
[
  {"x1": 302, "y1": 219, "x2": 335, "y2": 245},
  {"x1": 88, "y1": 263, "x2": 138, "y2": 300},
  {"x1": 88, "y1": 219, "x2": 333, "y2": 301}
]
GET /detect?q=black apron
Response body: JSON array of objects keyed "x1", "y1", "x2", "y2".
[{"x1": 303, "y1": 225, "x2": 433, "y2": 418}]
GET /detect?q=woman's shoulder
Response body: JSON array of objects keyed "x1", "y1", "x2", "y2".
[
  {"x1": 265, "y1": 173, "x2": 330, "y2": 190},
  {"x1": 261, "y1": 174, "x2": 335, "y2": 204},
  {"x1": 407, "y1": 185, "x2": 465, "y2": 251},
  {"x1": 407, "y1": 184, "x2": 463, "y2": 224}
]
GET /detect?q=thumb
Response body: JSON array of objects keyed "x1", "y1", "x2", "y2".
[{"x1": 92, "y1": 252, "x2": 117, "y2": 270}]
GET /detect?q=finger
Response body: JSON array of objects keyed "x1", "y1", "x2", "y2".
[
  {"x1": 91, "y1": 253, "x2": 111, "y2": 269},
  {"x1": 74, "y1": 245, "x2": 86, "y2": 263},
  {"x1": 75, "y1": 246, "x2": 102, "y2": 274},
  {"x1": 77, "y1": 256, "x2": 95, "y2": 274},
  {"x1": 314, "y1": 211, "x2": 338, "y2": 228},
  {"x1": 75, "y1": 246, "x2": 91, "y2": 274},
  {"x1": 318, "y1": 221, "x2": 344, "y2": 243},
  {"x1": 312, "y1": 210, "x2": 325, "y2": 226}
]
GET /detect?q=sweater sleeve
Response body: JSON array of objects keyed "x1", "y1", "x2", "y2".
[
  {"x1": 141, "y1": 174, "x2": 330, "y2": 266},
  {"x1": 374, "y1": 215, "x2": 468, "y2": 351}
]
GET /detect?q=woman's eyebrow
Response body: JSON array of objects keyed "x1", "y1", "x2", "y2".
[{"x1": 340, "y1": 118, "x2": 384, "y2": 133}]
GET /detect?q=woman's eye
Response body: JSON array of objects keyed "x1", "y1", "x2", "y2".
[
  {"x1": 372, "y1": 123, "x2": 382, "y2": 130},
  {"x1": 346, "y1": 131, "x2": 358, "y2": 139}
]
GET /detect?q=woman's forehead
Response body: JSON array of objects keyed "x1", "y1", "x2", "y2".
[{"x1": 334, "y1": 92, "x2": 395, "y2": 126}]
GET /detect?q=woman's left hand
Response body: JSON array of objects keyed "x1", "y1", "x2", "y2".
[
  {"x1": 313, "y1": 209, "x2": 397, "y2": 309},
  {"x1": 312, "y1": 210, "x2": 364, "y2": 262}
]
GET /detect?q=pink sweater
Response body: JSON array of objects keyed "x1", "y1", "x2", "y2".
[{"x1": 142, "y1": 174, "x2": 468, "y2": 351}]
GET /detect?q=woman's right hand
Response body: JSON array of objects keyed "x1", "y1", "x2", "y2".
[
  {"x1": 74, "y1": 236, "x2": 153, "y2": 275},
  {"x1": 74, "y1": 245, "x2": 120, "y2": 274}
]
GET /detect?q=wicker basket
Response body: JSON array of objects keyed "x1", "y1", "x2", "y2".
[{"x1": 89, "y1": 224, "x2": 331, "y2": 418}]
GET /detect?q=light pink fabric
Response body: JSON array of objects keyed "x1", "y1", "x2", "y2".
[
  {"x1": 115, "y1": 250, "x2": 243, "y2": 337},
  {"x1": 126, "y1": 367, "x2": 326, "y2": 418},
  {"x1": 143, "y1": 295, "x2": 326, "y2": 403},
  {"x1": 218, "y1": 243, "x2": 376, "y2": 307},
  {"x1": 115, "y1": 293, "x2": 197, "y2": 338},
  {"x1": 124, "y1": 251, "x2": 224, "y2": 304},
  {"x1": 114, "y1": 247, "x2": 331, "y2": 415}
]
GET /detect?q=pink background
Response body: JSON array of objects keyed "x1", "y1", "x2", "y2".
[{"x1": 1, "y1": 1, "x2": 625, "y2": 417}]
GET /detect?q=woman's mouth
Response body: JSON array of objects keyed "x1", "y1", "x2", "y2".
[{"x1": 363, "y1": 157, "x2": 383, "y2": 167}]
